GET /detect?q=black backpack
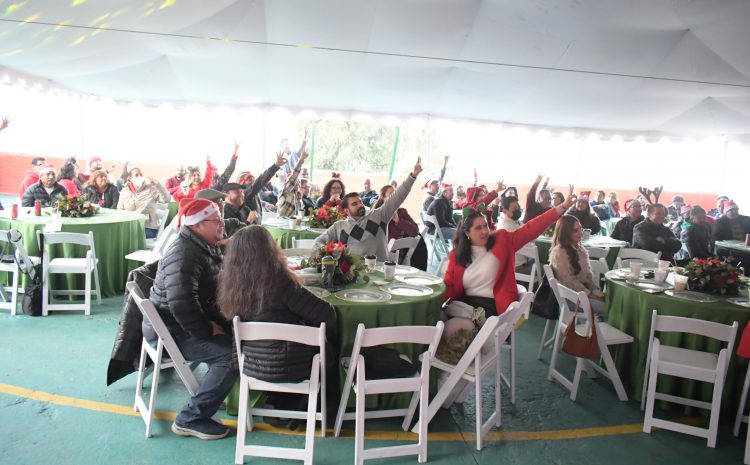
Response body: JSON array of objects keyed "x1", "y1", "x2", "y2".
[{"x1": 6, "y1": 230, "x2": 43, "y2": 317}]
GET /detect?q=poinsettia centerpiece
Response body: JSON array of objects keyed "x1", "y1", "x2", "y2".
[
  {"x1": 53, "y1": 194, "x2": 98, "y2": 218},
  {"x1": 300, "y1": 240, "x2": 363, "y2": 285}
]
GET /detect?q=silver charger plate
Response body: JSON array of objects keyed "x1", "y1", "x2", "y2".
[
  {"x1": 306, "y1": 287, "x2": 330, "y2": 299},
  {"x1": 334, "y1": 288, "x2": 392, "y2": 303},
  {"x1": 396, "y1": 274, "x2": 443, "y2": 286},
  {"x1": 381, "y1": 283, "x2": 434, "y2": 297},
  {"x1": 727, "y1": 297, "x2": 750, "y2": 308},
  {"x1": 630, "y1": 281, "x2": 672, "y2": 291},
  {"x1": 664, "y1": 290, "x2": 719, "y2": 302}
]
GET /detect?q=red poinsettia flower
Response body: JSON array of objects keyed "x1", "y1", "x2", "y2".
[
  {"x1": 340, "y1": 260, "x2": 350, "y2": 273},
  {"x1": 325, "y1": 241, "x2": 335, "y2": 253}
]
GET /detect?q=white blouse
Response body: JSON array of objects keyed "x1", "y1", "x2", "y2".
[{"x1": 463, "y1": 245, "x2": 500, "y2": 298}]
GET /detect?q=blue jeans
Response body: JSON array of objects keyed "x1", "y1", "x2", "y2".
[
  {"x1": 145, "y1": 228, "x2": 158, "y2": 239},
  {"x1": 439, "y1": 227, "x2": 456, "y2": 241},
  {"x1": 172, "y1": 333, "x2": 238, "y2": 425}
]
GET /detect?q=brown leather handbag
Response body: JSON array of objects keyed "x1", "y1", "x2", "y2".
[{"x1": 561, "y1": 301, "x2": 600, "y2": 359}]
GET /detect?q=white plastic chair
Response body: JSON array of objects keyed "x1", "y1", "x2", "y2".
[
  {"x1": 589, "y1": 258, "x2": 609, "y2": 289},
  {"x1": 515, "y1": 243, "x2": 542, "y2": 289},
  {"x1": 547, "y1": 279, "x2": 633, "y2": 401},
  {"x1": 38, "y1": 230, "x2": 101, "y2": 315},
  {"x1": 333, "y1": 322, "x2": 444, "y2": 465},
  {"x1": 420, "y1": 211, "x2": 450, "y2": 264},
  {"x1": 499, "y1": 291, "x2": 534, "y2": 406},
  {"x1": 233, "y1": 318, "x2": 327, "y2": 465},
  {"x1": 145, "y1": 203, "x2": 169, "y2": 249},
  {"x1": 641, "y1": 310, "x2": 737, "y2": 448},
  {"x1": 292, "y1": 238, "x2": 316, "y2": 249},
  {"x1": 411, "y1": 295, "x2": 531, "y2": 450},
  {"x1": 537, "y1": 264, "x2": 563, "y2": 360},
  {"x1": 387, "y1": 237, "x2": 420, "y2": 266},
  {"x1": 125, "y1": 282, "x2": 200, "y2": 438},
  {"x1": 0, "y1": 229, "x2": 21, "y2": 314},
  {"x1": 435, "y1": 256, "x2": 449, "y2": 278},
  {"x1": 125, "y1": 219, "x2": 179, "y2": 264},
  {"x1": 735, "y1": 365, "x2": 750, "y2": 440},
  {"x1": 615, "y1": 248, "x2": 661, "y2": 269}
]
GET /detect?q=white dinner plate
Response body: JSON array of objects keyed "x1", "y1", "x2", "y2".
[
  {"x1": 727, "y1": 297, "x2": 750, "y2": 308},
  {"x1": 395, "y1": 275, "x2": 443, "y2": 286},
  {"x1": 306, "y1": 287, "x2": 331, "y2": 299},
  {"x1": 664, "y1": 290, "x2": 719, "y2": 303},
  {"x1": 630, "y1": 281, "x2": 672, "y2": 291},
  {"x1": 334, "y1": 289, "x2": 392, "y2": 303},
  {"x1": 376, "y1": 265, "x2": 419, "y2": 275},
  {"x1": 381, "y1": 283, "x2": 434, "y2": 297}
]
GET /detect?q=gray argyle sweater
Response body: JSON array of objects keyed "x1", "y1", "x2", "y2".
[{"x1": 314, "y1": 173, "x2": 416, "y2": 260}]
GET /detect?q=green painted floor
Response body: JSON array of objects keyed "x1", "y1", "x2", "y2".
[{"x1": 0, "y1": 296, "x2": 747, "y2": 464}]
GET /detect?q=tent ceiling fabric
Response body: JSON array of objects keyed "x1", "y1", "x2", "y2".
[{"x1": 1, "y1": 0, "x2": 749, "y2": 135}]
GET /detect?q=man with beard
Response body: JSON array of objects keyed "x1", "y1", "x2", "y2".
[
  {"x1": 21, "y1": 164, "x2": 68, "y2": 207},
  {"x1": 314, "y1": 157, "x2": 423, "y2": 260},
  {"x1": 498, "y1": 195, "x2": 523, "y2": 231}
]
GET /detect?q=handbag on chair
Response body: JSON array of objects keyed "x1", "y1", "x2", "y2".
[
  {"x1": 561, "y1": 300, "x2": 599, "y2": 359},
  {"x1": 7, "y1": 230, "x2": 43, "y2": 317}
]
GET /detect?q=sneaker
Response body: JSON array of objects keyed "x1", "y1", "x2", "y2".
[{"x1": 171, "y1": 419, "x2": 230, "y2": 440}]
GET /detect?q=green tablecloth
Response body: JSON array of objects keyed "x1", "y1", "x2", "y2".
[
  {"x1": 535, "y1": 236, "x2": 626, "y2": 269},
  {"x1": 167, "y1": 202, "x2": 178, "y2": 226},
  {"x1": 226, "y1": 268, "x2": 444, "y2": 415},
  {"x1": 605, "y1": 270, "x2": 750, "y2": 411},
  {"x1": 0, "y1": 208, "x2": 146, "y2": 298},
  {"x1": 264, "y1": 225, "x2": 322, "y2": 249}
]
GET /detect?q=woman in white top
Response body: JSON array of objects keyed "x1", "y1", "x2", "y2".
[{"x1": 549, "y1": 214, "x2": 605, "y2": 316}]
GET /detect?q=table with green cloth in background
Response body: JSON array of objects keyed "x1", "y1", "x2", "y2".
[
  {"x1": 226, "y1": 266, "x2": 444, "y2": 415},
  {"x1": 0, "y1": 208, "x2": 146, "y2": 298},
  {"x1": 263, "y1": 224, "x2": 323, "y2": 249},
  {"x1": 605, "y1": 270, "x2": 750, "y2": 411},
  {"x1": 535, "y1": 235, "x2": 627, "y2": 269},
  {"x1": 166, "y1": 201, "x2": 178, "y2": 226},
  {"x1": 715, "y1": 240, "x2": 750, "y2": 276}
]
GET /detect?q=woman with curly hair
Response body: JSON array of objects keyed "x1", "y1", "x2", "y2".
[
  {"x1": 315, "y1": 175, "x2": 346, "y2": 209},
  {"x1": 549, "y1": 214, "x2": 605, "y2": 316},
  {"x1": 82, "y1": 169, "x2": 119, "y2": 209}
]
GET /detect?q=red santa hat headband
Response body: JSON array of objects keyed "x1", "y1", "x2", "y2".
[
  {"x1": 177, "y1": 198, "x2": 220, "y2": 227},
  {"x1": 38, "y1": 163, "x2": 56, "y2": 177}
]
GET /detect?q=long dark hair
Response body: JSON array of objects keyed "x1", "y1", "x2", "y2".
[
  {"x1": 453, "y1": 211, "x2": 496, "y2": 268},
  {"x1": 218, "y1": 226, "x2": 300, "y2": 321},
  {"x1": 322, "y1": 178, "x2": 346, "y2": 200},
  {"x1": 57, "y1": 161, "x2": 77, "y2": 181},
  {"x1": 552, "y1": 215, "x2": 583, "y2": 275},
  {"x1": 372, "y1": 185, "x2": 394, "y2": 209}
]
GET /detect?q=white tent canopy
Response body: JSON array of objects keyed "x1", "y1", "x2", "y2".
[{"x1": 1, "y1": 0, "x2": 749, "y2": 136}]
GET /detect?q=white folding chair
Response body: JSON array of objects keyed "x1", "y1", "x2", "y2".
[
  {"x1": 125, "y1": 219, "x2": 179, "y2": 264},
  {"x1": 735, "y1": 365, "x2": 750, "y2": 439},
  {"x1": 514, "y1": 256, "x2": 538, "y2": 294},
  {"x1": 388, "y1": 237, "x2": 420, "y2": 266},
  {"x1": 145, "y1": 203, "x2": 169, "y2": 249},
  {"x1": 615, "y1": 248, "x2": 661, "y2": 269},
  {"x1": 0, "y1": 229, "x2": 21, "y2": 314},
  {"x1": 641, "y1": 310, "x2": 738, "y2": 448},
  {"x1": 547, "y1": 279, "x2": 633, "y2": 401},
  {"x1": 537, "y1": 264, "x2": 563, "y2": 360},
  {"x1": 233, "y1": 318, "x2": 327, "y2": 465},
  {"x1": 500, "y1": 292, "x2": 534, "y2": 405},
  {"x1": 435, "y1": 256, "x2": 449, "y2": 278},
  {"x1": 585, "y1": 246, "x2": 610, "y2": 261},
  {"x1": 333, "y1": 322, "x2": 444, "y2": 465},
  {"x1": 589, "y1": 258, "x2": 609, "y2": 289},
  {"x1": 420, "y1": 211, "x2": 450, "y2": 265},
  {"x1": 38, "y1": 230, "x2": 101, "y2": 315},
  {"x1": 125, "y1": 282, "x2": 200, "y2": 438},
  {"x1": 516, "y1": 243, "x2": 542, "y2": 290},
  {"x1": 412, "y1": 295, "x2": 530, "y2": 450},
  {"x1": 292, "y1": 238, "x2": 316, "y2": 249}
]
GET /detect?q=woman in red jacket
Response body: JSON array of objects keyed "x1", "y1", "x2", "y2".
[
  {"x1": 172, "y1": 156, "x2": 214, "y2": 201},
  {"x1": 444, "y1": 185, "x2": 574, "y2": 317}
]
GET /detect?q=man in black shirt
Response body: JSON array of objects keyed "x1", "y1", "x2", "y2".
[{"x1": 611, "y1": 199, "x2": 645, "y2": 244}]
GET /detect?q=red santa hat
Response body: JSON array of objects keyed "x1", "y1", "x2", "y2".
[
  {"x1": 578, "y1": 190, "x2": 592, "y2": 200},
  {"x1": 422, "y1": 178, "x2": 438, "y2": 190},
  {"x1": 38, "y1": 163, "x2": 56, "y2": 177},
  {"x1": 724, "y1": 199, "x2": 739, "y2": 211},
  {"x1": 88, "y1": 156, "x2": 102, "y2": 168},
  {"x1": 177, "y1": 198, "x2": 220, "y2": 227},
  {"x1": 439, "y1": 183, "x2": 453, "y2": 192}
]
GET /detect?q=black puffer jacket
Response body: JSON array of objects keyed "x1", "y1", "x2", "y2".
[
  {"x1": 238, "y1": 278, "x2": 336, "y2": 383},
  {"x1": 83, "y1": 184, "x2": 120, "y2": 209},
  {"x1": 149, "y1": 226, "x2": 227, "y2": 340},
  {"x1": 21, "y1": 181, "x2": 68, "y2": 207},
  {"x1": 633, "y1": 218, "x2": 682, "y2": 262},
  {"x1": 107, "y1": 261, "x2": 159, "y2": 385}
]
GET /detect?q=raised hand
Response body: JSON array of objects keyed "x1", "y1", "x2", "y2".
[
  {"x1": 233, "y1": 142, "x2": 240, "y2": 156},
  {"x1": 411, "y1": 156, "x2": 423, "y2": 177},
  {"x1": 535, "y1": 172, "x2": 544, "y2": 184},
  {"x1": 275, "y1": 150, "x2": 288, "y2": 167},
  {"x1": 561, "y1": 184, "x2": 575, "y2": 209},
  {"x1": 443, "y1": 154, "x2": 450, "y2": 166},
  {"x1": 300, "y1": 148, "x2": 310, "y2": 160},
  {"x1": 495, "y1": 179, "x2": 506, "y2": 192},
  {"x1": 0, "y1": 115, "x2": 10, "y2": 132}
]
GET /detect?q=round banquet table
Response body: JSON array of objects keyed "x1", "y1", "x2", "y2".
[
  {"x1": 0, "y1": 208, "x2": 146, "y2": 298},
  {"x1": 535, "y1": 235, "x2": 627, "y2": 269},
  {"x1": 715, "y1": 240, "x2": 750, "y2": 276},
  {"x1": 262, "y1": 222, "x2": 323, "y2": 249},
  {"x1": 225, "y1": 265, "x2": 445, "y2": 415},
  {"x1": 604, "y1": 269, "x2": 750, "y2": 411}
]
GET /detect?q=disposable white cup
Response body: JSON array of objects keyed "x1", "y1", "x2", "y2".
[
  {"x1": 658, "y1": 260, "x2": 670, "y2": 271},
  {"x1": 364, "y1": 256, "x2": 377, "y2": 273},
  {"x1": 654, "y1": 270, "x2": 667, "y2": 283},
  {"x1": 629, "y1": 261, "x2": 642, "y2": 279},
  {"x1": 383, "y1": 262, "x2": 396, "y2": 281},
  {"x1": 288, "y1": 217, "x2": 297, "y2": 229},
  {"x1": 582, "y1": 229, "x2": 592, "y2": 241},
  {"x1": 673, "y1": 275, "x2": 688, "y2": 293}
]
